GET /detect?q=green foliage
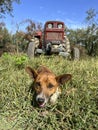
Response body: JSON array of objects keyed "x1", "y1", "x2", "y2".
[
  {"x1": 0, "y1": 0, "x2": 20, "y2": 18},
  {"x1": 13, "y1": 31, "x2": 28, "y2": 53},
  {"x1": 85, "y1": 8, "x2": 98, "y2": 25},
  {"x1": 13, "y1": 54, "x2": 28, "y2": 68},
  {"x1": 67, "y1": 28, "x2": 86, "y2": 45},
  {"x1": 2, "y1": 53, "x2": 28, "y2": 69},
  {"x1": 85, "y1": 8, "x2": 98, "y2": 56},
  {"x1": 67, "y1": 8, "x2": 98, "y2": 57},
  {"x1": 0, "y1": 26, "x2": 12, "y2": 47},
  {"x1": 0, "y1": 54, "x2": 98, "y2": 130}
]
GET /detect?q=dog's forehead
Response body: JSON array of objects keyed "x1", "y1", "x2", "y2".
[{"x1": 36, "y1": 73, "x2": 56, "y2": 82}]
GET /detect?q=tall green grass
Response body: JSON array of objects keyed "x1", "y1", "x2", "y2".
[{"x1": 0, "y1": 53, "x2": 98, "y2": 130}]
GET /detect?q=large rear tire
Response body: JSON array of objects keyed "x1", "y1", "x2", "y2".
[
  {"x1": 71, "y1": 47, "x2": 80, "y2": 60},
  {"x1": 27, "y1": 42, "x2": 35, "y2": 58}
]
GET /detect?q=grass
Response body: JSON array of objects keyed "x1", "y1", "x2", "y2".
[{"x1": 0, "y1": 53, "x2": 98, "y2": 130}]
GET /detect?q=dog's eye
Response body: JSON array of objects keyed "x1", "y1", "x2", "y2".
[
  {"x1": 36, "y1": 82, "x2": 40, "y2": 86},
  {"x1": 35, "y1": 82, "x2": 41, "y2": 90},
  {"x1": 48, "y1": 83, "x2": 54, "y2": 89}
]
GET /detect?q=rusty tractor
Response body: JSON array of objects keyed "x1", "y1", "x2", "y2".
[{"x1": 27, "y1": 21, "x2": 80, "y2": 59}]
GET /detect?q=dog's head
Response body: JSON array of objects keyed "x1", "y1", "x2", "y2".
[{"x1": 26, "y1": 66, "x2": 72, "y2": 107}]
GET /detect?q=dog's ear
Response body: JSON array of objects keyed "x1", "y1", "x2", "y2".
[
  {"x1": 25, "y1": 66, "x2": 38, "y2": 79},
  {"x1": 56, "y1": 74, "x2": 72, "y2": 85}
]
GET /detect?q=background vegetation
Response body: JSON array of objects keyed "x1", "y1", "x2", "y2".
[
  {"x1": 0, "y1": 54, "x2": 98, "y2": 130},
  {"x1": 0, "y1": 6, "x2": 98, "y2": 57}
]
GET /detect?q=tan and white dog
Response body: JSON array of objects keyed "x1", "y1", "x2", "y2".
[{"x1": 26, "y1": 66, "x2": 72, "y2": 107}]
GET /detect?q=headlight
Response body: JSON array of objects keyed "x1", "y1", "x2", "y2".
[
  {"x1": 58, "y1": 24, "x2": 62, "y2": 28},
  {"x1": 48, "y1": 24, "x2": 53, "y2": 28}
]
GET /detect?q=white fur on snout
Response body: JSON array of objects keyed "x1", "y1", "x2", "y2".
[
  {"x1": 36, "y1": 92, "x2": 48, "y2": 104},
  {"x1": 50, "y1": 88, "x2": 61, "y2": 104}
]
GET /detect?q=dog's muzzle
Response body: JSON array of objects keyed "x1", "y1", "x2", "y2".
[{"x1": 36, "y1": 92, "x2": 48, "y2": 107}]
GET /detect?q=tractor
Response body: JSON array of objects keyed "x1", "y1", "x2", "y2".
[{"x1": 27, "y1": 21, "x2": 80, "y2": 59}]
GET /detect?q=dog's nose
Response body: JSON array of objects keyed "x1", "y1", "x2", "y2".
[{"x1": 38, "y1": 98, "x2": 45, "y2": 104}]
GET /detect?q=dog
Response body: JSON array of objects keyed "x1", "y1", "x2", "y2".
[{"x1": 26, "y1": 66, "x2": 72, "y2": 107}]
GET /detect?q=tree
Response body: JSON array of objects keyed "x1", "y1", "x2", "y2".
[
  {"x1": 25, "y1": 19, "x2": 42, "y2": 34},
  {"x1": 85, "y1": 8, "x2": 98, "y2": 25},
  {"x1": 67, "y1": 28, "x2": 86, "y2": 45},
  {"x1": 0, "y1": 23, "x2": 15, "y2": 54},
  {"x1": 0, "y1": 0, "x2": 20, "y2": 18},
  {"x1": 85, "y1": 8, "x2": 98, "y2": 56},
  {"x1": 24, "y1": 19, "x2": 43, "y2": 42},
  {"x1": 13, "y1": 31, "x2": 26, "y2": 53}
]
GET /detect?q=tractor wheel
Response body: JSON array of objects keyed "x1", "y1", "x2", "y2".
[
  {"x1": 71, "y1": 47, "x2": 80, "y2": 60},
  {"x1": 27, "y1": 41, "x2": 36, "y2": 58}
]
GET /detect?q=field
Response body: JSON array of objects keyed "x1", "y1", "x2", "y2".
[{"x1": 0, "y1": 53, "x2": 98, "y2": 130}]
